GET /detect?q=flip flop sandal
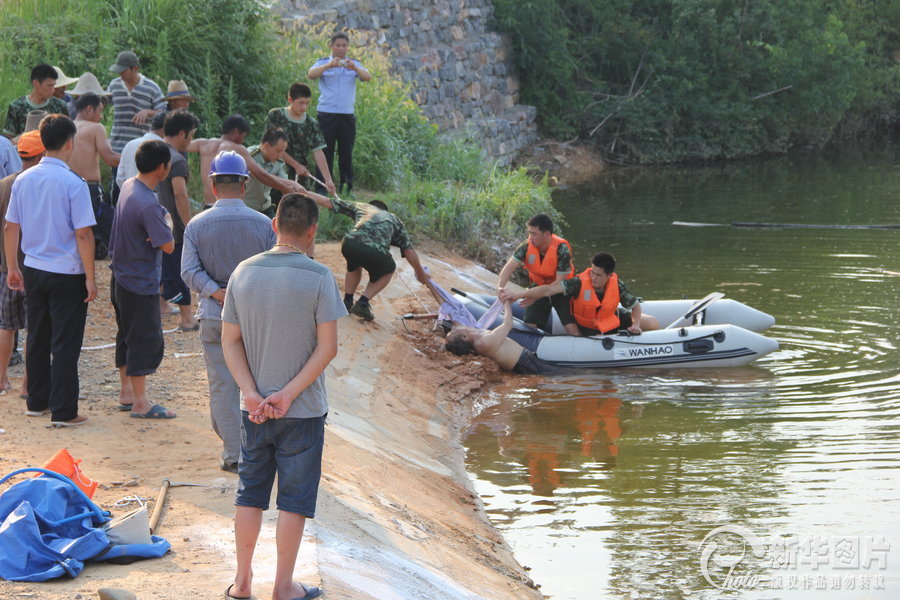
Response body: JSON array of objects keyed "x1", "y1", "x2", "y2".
[
  {"x1": 289, "y1": 583, "x2": 322, "y2": 600},
  {"x1": 130, "y1": 404, "x2": 176, "y2": 419},
  {"x1": 224, "y1": 584, "x2": 256, "y2": 600}
]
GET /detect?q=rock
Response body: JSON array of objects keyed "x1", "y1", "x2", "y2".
[{"x1": 97, "y1": 589, "x2": 137, "y2": 600}]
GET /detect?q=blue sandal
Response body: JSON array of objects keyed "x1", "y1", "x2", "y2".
[
  {"x1": 130, "y1": 404, "x2": 176, "y2": 419},
  {"x1": 289, "y1": 583, "x2": 322, "y2": 599}
]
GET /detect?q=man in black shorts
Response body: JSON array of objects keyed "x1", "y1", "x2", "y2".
[
  {"x1": 309, "y1": 195, "x2": 427, "y2": 321},
  {"x1": 108, "y1": 140, "x2": 177, "y2": 419}
]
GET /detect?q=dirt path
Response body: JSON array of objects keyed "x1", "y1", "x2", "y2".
[{"x1": 0, "y1": 242, "x2": 542, "y2": 600}]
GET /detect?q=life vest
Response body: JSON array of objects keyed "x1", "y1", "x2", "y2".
[
  {"x1": 570, "y1": 269, "x2": 620, "y2": 333},
  {"x1": 525, "y1": 234, "x2": 574, "y2": 285}
]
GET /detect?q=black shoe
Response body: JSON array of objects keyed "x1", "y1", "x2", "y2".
[
  {"x1": 344, "y1": 298, "x2": 353, "y2": 312},
  {"x1": 349, "y1": 301, "x2": 375, "y2": 321}
]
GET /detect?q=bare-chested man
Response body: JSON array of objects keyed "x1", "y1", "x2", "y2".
[
  {"x1": 71, "y1": 92, "x2": 119, "y2": 257},
  {"x1": 187, "y1": 114, "x2": 303, "y2": 207},
  {"x1": 71, "y1": 93, "x2": 119, "y2": 181},
  {"x1": 444, "y1": 299, "x2": 562, "y2": 375}
]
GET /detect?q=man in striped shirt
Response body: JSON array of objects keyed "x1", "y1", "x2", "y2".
[{"x1": 107, "y1": 51, "x2": 166, "y2": 201}]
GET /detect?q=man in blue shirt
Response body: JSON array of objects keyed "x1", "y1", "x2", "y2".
[
  {"x1": 0, "y1": 136, "x2": 21, "y2": 179},
  {"x1": 109, "y1": 140, "x2": 176, "y2": 420},
  {"x1": 4, "y1": 114, "x2": 97, "y2": 427},
  {"x1": 307, "y1": 32, "x2": 371, "y2": 193}
]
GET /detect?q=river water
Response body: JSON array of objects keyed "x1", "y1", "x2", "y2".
[{"x1": 463, "y1": 151, "x2": 900, "y2": 599}]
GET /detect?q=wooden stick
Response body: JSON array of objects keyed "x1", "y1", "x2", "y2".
[{"x1": 148, "y1": 478, "x2": 170, "y2": 534}]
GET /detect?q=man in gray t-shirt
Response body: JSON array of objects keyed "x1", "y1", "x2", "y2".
[{"x1": 221, "y1": 193, "x2": 345, "y2": 600}]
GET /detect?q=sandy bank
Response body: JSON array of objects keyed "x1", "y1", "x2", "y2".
[{"x1": 0, "y1": 242, "x2": 542, "y2": 600}]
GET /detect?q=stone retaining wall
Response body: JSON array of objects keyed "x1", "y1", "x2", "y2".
[{"x1": 276, "y1": 0, "x2": 537, "y2": 165}]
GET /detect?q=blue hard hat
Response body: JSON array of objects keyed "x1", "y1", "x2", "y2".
[{"x1": 209, "y1": 150, "x2": 249, "y2": 178}]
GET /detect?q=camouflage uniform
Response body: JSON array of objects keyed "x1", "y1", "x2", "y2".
[
  {"x1": 263, "y1": 108, "x2": 326, "y2": 182},
  {"x1": 561, "y1": 276, "x2": 639, "y2": 309},
  {"x1": 511, "y1": 239, "x2": 572, "y2": 275},
  {"x1": 561, "y1": 275, "x2": 640, "y2": 334},
  {"x1": 244, "y1": 145, "x2": 287, "y2": 216},
  {"x1": 332, "y1": 197, "x2": 413, "y2": 255},
  {"x1": 4, "y1": 96, "x2": 69, "y2": 138},
  {"x1": 511, "y1": 239, "x2": 575, "y2": 328}
]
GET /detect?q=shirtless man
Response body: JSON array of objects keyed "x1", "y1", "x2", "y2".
[
  {"x1": 187, "y1": 114, "x2": 303, "y2": 207},
  {"x1": 71, "y1": 93, "x2": 119, "y2": 181},
  {"x1": 71, "y1": 92, "x2": 119, "y2": 258},
  {"x1": 444, "y1": 299, "x2": 561, "y2": 375}
]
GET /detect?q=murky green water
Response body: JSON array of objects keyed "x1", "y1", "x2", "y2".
[{"x1": 464, "y1": 151, "x2": 900, "y2": 599}]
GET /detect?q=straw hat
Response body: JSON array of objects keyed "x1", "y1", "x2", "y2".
[
  {"x1": 69, "y1": 72, "x2": 109, "y2": 97},
  {"x1": 165, "y1": 80, "x2": 196, "y2": 102},
  {"x1": 24, "y1": 110, "x2": 47, "y2": 133},
  {"x1": 52, "y1": 66, "x2": 80, "y2": 88}
]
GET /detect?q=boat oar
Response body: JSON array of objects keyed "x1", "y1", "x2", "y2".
[
  {"x1": 450, "y1": 288, "x2": 491, "y2": 309},
  {"x1": 664, "y1": 292, "x2": 724, "y2": 330}
]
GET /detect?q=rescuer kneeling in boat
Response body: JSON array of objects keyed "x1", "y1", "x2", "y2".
[
  {"x1": 445, "y1": 300, "x2": 561, "y2": 375},
  {"x1": 500, "y1": 252, "x2": 660, "y2": 336}
]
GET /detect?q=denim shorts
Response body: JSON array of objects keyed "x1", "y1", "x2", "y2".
[{"x1": 236, "y1": 412, "x2": 325, "y2": 517}]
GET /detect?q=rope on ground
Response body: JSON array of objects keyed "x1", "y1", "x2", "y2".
[
  {"x1": 18, "y1": 326, "x2": 185, "y2": 353},
  {"x1": 396, "y1": 269, "x2": 432, "y2": 314}
]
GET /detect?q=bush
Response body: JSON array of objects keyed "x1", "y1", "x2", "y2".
[
  {"x1": 0, "y1": 0, "x2": 288, "y2": 138},
  {"x1": 368, "y1": 167, "x2": 558, "y2": 265},
  {"x1": 494, "y1": 0, "x2": 898, "y2": 163}
]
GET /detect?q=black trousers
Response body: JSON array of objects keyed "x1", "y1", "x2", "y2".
[
  {"x1": 110, "y1": 276, "x2": 164, "y2": 376},
  {"x1": 316, "y1": 112, "x2": 356, "y2": 192},
  {"x1": 110, "y1": 166, "x2": 120, "y2": 205},
  {"x1": 23, "y1": 266, "x2": 88, "y2": 422}
]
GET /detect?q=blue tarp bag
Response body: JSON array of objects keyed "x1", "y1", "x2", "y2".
[
  {"x1": 93, "y1": 535, "x2": 171, "y2": 564},
  {"x1": 0, "y1": 468, "x2": 170, "y2": 582}
]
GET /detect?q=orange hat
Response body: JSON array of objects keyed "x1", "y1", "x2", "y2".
[{"x1": 17, "y1": 130, "x2": 45, "y2": 158}]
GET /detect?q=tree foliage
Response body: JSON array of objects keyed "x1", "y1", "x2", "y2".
[
  {"x1": 0, "y1": 0, "x2": 283, "y2": 138},
  {"x1": 494, "y1": 0, "x2": 898, "y2": 162}
]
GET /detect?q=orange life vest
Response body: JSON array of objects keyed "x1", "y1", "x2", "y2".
[
  {"x1": 570, "y1": 269, "x2": 620, "y2": 333},
  {"x1": 525, "y1": 234, "x2": 574, "y2": 285}
]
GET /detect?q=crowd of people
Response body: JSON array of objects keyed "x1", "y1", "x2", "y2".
[
  {"x1": 1, "y1": 32, "x2": 661, "y2": 599},
  {"x1": 0, "y1": 34, "x2": 377, "y2": 600}
]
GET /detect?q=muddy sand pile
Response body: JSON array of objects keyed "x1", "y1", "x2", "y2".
[{"x1": 0, "y1": 242, "x2": 543, "y2": 600}]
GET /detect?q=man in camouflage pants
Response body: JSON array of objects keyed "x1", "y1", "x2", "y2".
[{"x1": 309, "y1": 196, "x2": 427, "y2": 321}]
